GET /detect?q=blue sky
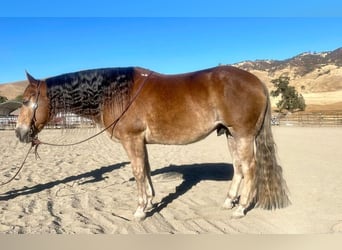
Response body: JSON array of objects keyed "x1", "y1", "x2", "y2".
[
  {"x1": 1, "y1": 0, "x2": 342, "y2": 17},
  {"x1": 1, "y1": 1, "x2": 342, "y2": 83}
]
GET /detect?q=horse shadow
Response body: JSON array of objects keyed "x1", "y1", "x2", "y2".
[
  {"x1": 0, "y1": 162, "x2": 129, "y2": 201},
  {"x1": 0, "y1": 162, "x2": 234, "y2": 217},
  {"x1": 146, "y1": 162, "x2": 234, "y2": 218}
]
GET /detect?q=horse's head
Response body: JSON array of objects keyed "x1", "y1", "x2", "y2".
[{"x1": 15, "y1": 72, "x2": 51, "y2": 143}]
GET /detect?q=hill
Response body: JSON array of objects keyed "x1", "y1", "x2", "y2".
[
  {"x1": 0, "y1": 80, "x2": 28, "y2": 101},
  {"x1": 232, "y1": 47, "x2": 342, "y2": 110},
  {"x1": 233, "y1": 47, "x2": 342, "y2": 92}
]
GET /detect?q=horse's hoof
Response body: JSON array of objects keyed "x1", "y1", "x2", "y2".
[
  {"x1": 231, "y1": 206, "x2": 245, "y2": 219},
  {"x1": 134, "y1": 209, "x2": 146, "y2": 221},
  {"x1": 222, "y1": 198, "x2": 234, "y2": 210}
]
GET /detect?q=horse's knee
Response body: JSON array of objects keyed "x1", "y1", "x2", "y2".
[
  {"x1": 133, "y1": 169, "x2": 145, "y2": 182},
  {"x1": 131, "y1": 160, "x2": 146, "y2": 180}
]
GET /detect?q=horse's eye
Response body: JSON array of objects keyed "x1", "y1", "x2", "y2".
[{"x1": 22, "y1": 100, "x2": 30, "y2": 106}]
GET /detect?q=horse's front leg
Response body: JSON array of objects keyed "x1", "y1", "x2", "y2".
[
  {"x1": 145, "y1": 157, "x2": 155, "y2": 210},
  {"x1": 121, "y1": 136, "x2": 153, "y2": 221}
]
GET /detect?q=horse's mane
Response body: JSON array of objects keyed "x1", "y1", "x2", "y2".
[{"x1": 45, "y1": 67, "x2": 135, "y2": 121}]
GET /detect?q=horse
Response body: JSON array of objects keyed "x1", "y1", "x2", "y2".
[{"x1": 15, "y1": 66, "x2": 290, "y2": 220}]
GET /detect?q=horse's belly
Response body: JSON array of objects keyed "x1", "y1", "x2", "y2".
[{"x1": 144, "y1": 123, "x2": 216, "y2": 145}]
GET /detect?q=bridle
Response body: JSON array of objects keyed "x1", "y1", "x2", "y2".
[{"x1": 28, "y1": 81, "x2": 41, "y2": 142}]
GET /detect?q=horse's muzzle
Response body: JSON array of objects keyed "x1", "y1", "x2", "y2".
[{"x1": 15, "y1": 126, "x2": 32, "y2": 143}]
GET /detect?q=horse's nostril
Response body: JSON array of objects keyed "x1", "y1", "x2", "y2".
[
  {"x1": 15, "y1": 127, "x2": 31, "y2": 143},
  {"x1": 15, "y1": 128, "x2": 21, "y2": 139},
  {"x1": 15, "y1": 129, "x2": 19, "y2": 137}
]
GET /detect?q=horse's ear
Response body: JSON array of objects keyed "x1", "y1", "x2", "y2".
[{"x1": 26, "y1": 71, "x2": 39, "y2": 86}]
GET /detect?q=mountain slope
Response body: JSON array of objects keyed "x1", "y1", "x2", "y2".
[
  {"x1": 233, "y1": 47, "x2": 342, "y2": 93},
  {"x1": 0, "y1": 80, "x2": 28, "y2": 100}
]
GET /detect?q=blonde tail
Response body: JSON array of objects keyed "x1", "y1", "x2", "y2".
[{"x1": 253, "y1": 94, "x2": 291, "y2": 209}]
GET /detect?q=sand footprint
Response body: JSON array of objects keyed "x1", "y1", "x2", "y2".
[{"x1": 331, "y1": 221, "x2": 342, "y2": 233}]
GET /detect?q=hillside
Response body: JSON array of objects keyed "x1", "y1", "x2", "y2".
[
  {"x1": 233, "y1": 47, "x2": 342, "y2": 93},
  {"x1": 232, "y1": 47, "x2": 342, "y2": 110},
  {"x1": 0, "y1": 80, "x2": 28, "y2": 100}
]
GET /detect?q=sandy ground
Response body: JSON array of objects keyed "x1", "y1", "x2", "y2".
[{"x1": 0, "y1": 126, "x2": 342, "y2": 234}]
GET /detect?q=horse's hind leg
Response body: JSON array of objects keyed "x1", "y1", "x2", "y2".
[
  {"x1": 223, "y1": 135, "x2": 243, "y2": 209},
  {"x1": 232, "y1": 136, "x2": 256, "y2": 219},
  {"x1": 121, "y1": 136, "x2": 154, "y2": 220}
]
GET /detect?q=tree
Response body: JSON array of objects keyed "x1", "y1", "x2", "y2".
[
  {"x1": 14, "y1": 94, "x2": 24, "y2": 102},
  {"x1": 0, "y1": 95, "x2": 8, "y2": 104},
  {"x1": 270, "y1": 76, "x2": 306, "y2": 112}
]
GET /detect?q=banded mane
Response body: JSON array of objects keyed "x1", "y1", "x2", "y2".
[{"x1": 45, "y1": 67, "x2": 135, "y2": 121}]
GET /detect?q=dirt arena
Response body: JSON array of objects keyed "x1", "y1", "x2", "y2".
[{"x1": 0, "y1": 126, "x2": 341, "y2": 234}]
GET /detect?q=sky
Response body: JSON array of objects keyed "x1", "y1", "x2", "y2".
[{"x1": 1, "y1": 1, "x2": 342, "y2": 83}]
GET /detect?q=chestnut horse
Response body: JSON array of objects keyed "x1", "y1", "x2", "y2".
[{"x1": 15, "y1": 66, "x2": 290, "y2": 220}]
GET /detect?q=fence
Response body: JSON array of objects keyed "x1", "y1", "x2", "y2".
[
  {"x1": 0, "y1": 113, "x2": 95, "y2": 130},
  {"x1": 44, "y1": 113, "x2": 95, "y2": 129},
  {"x1": 2, "y1": 113, "x2": 342, "y2": 130},
  {"x1": 0, "y1": 115, "x2": 17, "y2": 130},
  {"x1": 277, "y1": 112, "x2": 342, "y2": 127}
]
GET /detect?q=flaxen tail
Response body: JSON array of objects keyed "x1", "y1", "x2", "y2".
[{"x1": 253, "y1": 94, "x2": 291, "y2": 210}]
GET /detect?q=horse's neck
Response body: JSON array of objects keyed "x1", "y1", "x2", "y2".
[
  {"x1": 46, "y1": 68, "x2": 135, "y2": 120},
  {"x1": 48, "y1": 83, "x2": 130, "y2": 121},
  {"x1": 48, "y1": 86, "x2": 102, "y2": 118}
]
